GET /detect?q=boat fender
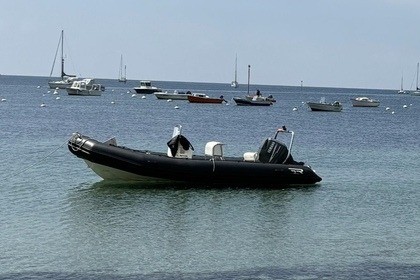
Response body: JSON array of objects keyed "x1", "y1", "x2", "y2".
[{"x1": 243, "y1": 152, "x2": 257, "y2": 162}]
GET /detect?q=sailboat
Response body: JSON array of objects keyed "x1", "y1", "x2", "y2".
[
  {"x1": 230, "y1": 55, "x2": 238, "y2": 88},
  {"x1": 48, "y1": 30, "x2": 78, "y2": 89},
  {"x1": 398, "y1": 74, "x2": 407, "y2": 94},
  {"x1": 118, "y1": 54, "x2": 127, "y2": 83},
  {"x1": 411, "y1": 62, "x2": 420, "y2": 96}
]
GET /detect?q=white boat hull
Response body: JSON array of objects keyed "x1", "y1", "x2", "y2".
[
  {"x1": 351, "y1": 98, "x2": 380, "y2": 107},
  {"x1": 307, "y1": 102, "x2": 342, "y2": 112},
  {"x1": 154, "y1": 92, "x2": 191, "y2": 100}
]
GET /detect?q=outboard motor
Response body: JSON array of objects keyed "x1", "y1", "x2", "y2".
[
  {"x1": 257, "y1": 126, "x2": 302, "y2": 165},
  {"x1": 257, "y1": 138, "x2": 289, "y2": 164}
]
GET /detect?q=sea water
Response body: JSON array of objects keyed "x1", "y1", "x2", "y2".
[{"x1": 0, "y1": 75, "x2": 420, "y2": 279}]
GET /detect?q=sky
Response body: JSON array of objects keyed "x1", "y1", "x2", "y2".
[{"x1": 1, "y1": 0, "x2": 420, "y2": 89}]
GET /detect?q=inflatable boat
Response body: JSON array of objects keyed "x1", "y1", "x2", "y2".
[{"x1": 68, "y1": 125, "x2": 322, "y2": 187}]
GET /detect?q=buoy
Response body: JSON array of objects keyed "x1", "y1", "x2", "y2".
[
  {"x1": 385, "y1": 107, "x2": 390, "y2": 111},
  {"x1": 403, "y1": 105, "x2": 408, "y2": 108},
  {"x1": 1, "y1": 98, "x2": 6, "y2": 102},
  {"x1": 53, "y1": 90, "x2": 59, "y2": 95},
  {"x1": 293, "y1": 107, "x2": 298, "y2": 111},
  {"x1": 40, "y1": 103, "x2": 46, "y2": 107},
  {"x1": 142, "y1": 95, "x2": 146, "y2": 99},
  {"x1": 56, "y1": 96, "x2": 60, "y2": 100},
  {"x1": 131, "y1": 94, "x2": 136, "y2": 97},
  {"x1": 167, "y1": 99, "x2": 172, "y2": 102},
  {"x1": 391, "y1": 111, "x2": 395, "y2": 114},
  {"x1": 174, "y1": 105, "x2": 179, "y2": 109},
  {"x1": 37, "y1": 86, "x2": 41, "y2": 89},
  {"x1": 111, "y1": 101, "x2": 115, "y2": 104}
]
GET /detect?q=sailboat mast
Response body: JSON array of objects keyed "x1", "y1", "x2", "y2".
[
  {"x1": 234, "y1": 55, "x2": 237, "y2": 82},
  {"x1": 60, "y1": 30, "x2": 65, "y2": 79},
  {"x1": 119, "y1": 54, "x2": 123, "y2": 79},
  {"x1": 247, "y1": 65, "x2": 250, "y2": 95}
]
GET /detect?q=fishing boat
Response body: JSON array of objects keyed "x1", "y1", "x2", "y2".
[
  {"x1": 133, "y1": 81, "x2": 162, "y2": 94},
  {"x1": 233, "y1": 96, "x2": 273, "y2": 106},
  {"x1": 154, "y1": 90, "x2": 192, "y2": 100},
  {"x1": 350, "y1": 97, "x2": 380, "y2": 107},
  {"x1": 412, "y1": 63, "x2": 420, "y2": 96},
  {"x1": 187, "y1": 93, "x2": 226, "y2": 104},
  {"x1": 118, "y1": 55, "x2": 127, "y2": 83},
  {"x1": 307, "y1": 97, "x2": 342, "y2": 112},
  {"x1": 233, "y1": 65, "x2": 274, "y2": 106},
  {"x1": 231, "y1": 55, "x2": 239, "y2": 88},
  {"x1": 67, "y1": 125, "x2": 322, "y2": 186},
  {"x1": 48, "y1": 30, "x2": 78, "y2": 89},
  {"x1": 66, "y1": 78, "x2": 105, "y2": 96}
]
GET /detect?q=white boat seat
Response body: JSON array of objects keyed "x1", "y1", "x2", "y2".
[
  {"x1": 243, "y1": 152, "x2": 257, "y2": 162},
  {"x1": 205, "y1": 141, "x2": 224, "y2": 159}
]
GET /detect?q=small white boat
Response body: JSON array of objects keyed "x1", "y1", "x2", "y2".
[
  {"x1": 350, "y1": 97, "x2": 380, "y2": 107},
  {"x1": 154, "y1": 90, "x2": 192, "y2": 100},
  {"x1": 398, "y1": 74, "x2": 407, "y2": 94},
  {"x1": 66, "y1": 79, "x2": 104, "y2": 96},
  {"x1": 133, "y1": 81, "x2": 162, "y2": 94},
  {"x1": 307, "y1": 97, "x2": 342, "y2": 112}
]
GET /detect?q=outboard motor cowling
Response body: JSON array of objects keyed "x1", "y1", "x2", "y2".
[{"x1": 257, "y1": 138, "x2": 289, "y2": 164}]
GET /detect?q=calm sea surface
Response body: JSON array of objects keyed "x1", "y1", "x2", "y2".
[{"x1": 1, "y1": 75, "x2": 419, "y2": 279}]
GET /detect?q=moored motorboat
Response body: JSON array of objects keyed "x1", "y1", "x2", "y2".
[
  {"x1": 350, "y1": 96, "x2": 380, "y2": 107},
  {"x1": 187, "y1": 93, "x2": 226, "y2": 104},
  {"x1": 67, "y1": 125, "x2": 322, "y2": 186},
  {"x1": 66, "y1": 78, "x2": 105, "y2": 96},
  {"x1": 154, "y1": 90, "x2": 192, "y2": 100},
  {"x1": 233, "y1": 96, "x2": 273, "y2": 106},
  {"x1": 133, "y1": 81, "x2": 162, "y2": 94},
  {"x1": 307, "y1": 97, "x2": 342, "y2": 112}
]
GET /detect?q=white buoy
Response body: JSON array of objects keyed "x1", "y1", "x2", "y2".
[
  {"x1": 167, "y1": 99, "x2": 172, "y2": 102},
  {"x1": 40, "y1": 103, "x2": 46, "y2": 107},
  {"x1": 385, "y1": 107, "x2": 390, "y2": 111},
  {"x1": 174, "y1": 105, "x2": 179, "y2": 109},
  {"x1": 293, "y1": 107, "x2": 298, "y2": 111},
  {"x1": 1, "y1": 98, "x2": 6, "y2": 102},
  {"x1": 53, "y1": 90, "x2": 59, "y2": 95},
  {"x1": 142, "y1": 95, "x2": 146, "y2": 99},
  {"x1": 37, "y1": 85, "x2": 41, "y2": 89},
  {"x1": 391, "y1": 111, "x2": 395, "y2": 114},
  {"x1": 131, "y1": 94, "x2": 136, "y2": 97},
  {"x1": 403, "y1": 105, "x2": 408, "y2": 108},
  {"x1": 127, "y1": 91, "x2": 130, "y2": 94},
  {"x1": 56, "y1": 96, "x2": 60, "y2": 100},
  {"x1": 111, "y1": 101, "x2": 115, "y2": 104}
]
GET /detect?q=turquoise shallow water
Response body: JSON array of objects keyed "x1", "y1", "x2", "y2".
[{"x1": 1, "y1": 75, "x2": 420, "y2": 279}]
